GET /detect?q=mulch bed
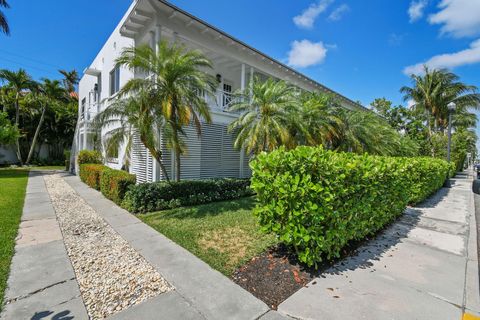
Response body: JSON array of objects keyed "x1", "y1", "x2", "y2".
[
  {"x1": 232, "y1": 233, "x2": 384, "y2": 309},
  {"x1": 232, "y1": 245, "x2": 318, "y2": 309}
]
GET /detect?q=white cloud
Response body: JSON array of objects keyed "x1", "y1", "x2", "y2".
[
  {"x1": 403, "y1": 38, "x2": 480, "y2": 75},
  {"x1": 408, "y1": 0, "x2": 428, "y2": 22},
  {"x1": 428, "y1": 0, "x2": 480, "y2": 38},
  {"x1": 287, "y1": 40, "x2": 328, "y2": 68},
  {"x1": 328, "y1": 4, "x2": 350, "y2": 21},
  {"x1": 293, "y1": 0, "x2": 334, "y2": 29}
]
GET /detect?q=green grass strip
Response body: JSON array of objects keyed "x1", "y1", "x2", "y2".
[{"x1": 0, "y1": 169, "x2": 29, "y2": 312}]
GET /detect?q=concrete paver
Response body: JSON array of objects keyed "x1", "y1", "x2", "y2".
[
  {"x1": 108, "y1": 291, "x2": 206, "y2": 320},
  {"x1": 63, "y1": 173, "x2": 270, "y2": 320},
  {"x1": 0, "y1": 171, "x2": 88, "y2": 320}
]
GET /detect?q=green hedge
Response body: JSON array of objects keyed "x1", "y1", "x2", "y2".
[
  {"x1": 100, "y1": 168, "x2": 136, "y2": 205},
  {"x1": 397, "y1": 157, "x2": 451, "y2": 205},
  {"x1": 78, "y1": 150, "x2": 102, "y2": 165},
  {"x1": 122, "y1": 178, "x2": 254, "y2": 213},
  {"x1": 250, "y1": 146, "x2": 450, "y2": 267},
  {"x1": 79, "y1": 164, "x2": 106, "y2": 190}
]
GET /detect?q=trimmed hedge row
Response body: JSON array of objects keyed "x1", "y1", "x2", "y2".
[
  {"x1": 79, "y1": 164, "x2": 105, "y2": 190},
  {"x1": 78, "y1": 150, "x2": 102, "y2": 165},
  {"x1": 250, "y1": 146, "x2": 450, "y2": 267},
  {"x1": 122, "y1": 179, "x2": 254, "y2": 213},
  {"x1": 100, "y1": 168, "x2": 136, "y2": 205},
  {"x1": 79, "y1": 164, "x2": 136, "y2": 205}
]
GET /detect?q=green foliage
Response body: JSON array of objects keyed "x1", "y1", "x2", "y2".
[
  {"x1": 97, "y1": 40, "x2": 217, "y2": 181},
  {"x1": 122, "y1": 178, "x2": 254, "y2": 213},
  {"x1": 398, "y1": 157, "x2": 450, "y2": 205},
  {"x1": 0, "y1": 169, "x2": 28, "y2": 312},
  {"x1": 77, "y1": 150, "x2": 102, "y2": 165},
  {"x1": 228, "y1": 77, "x2": 298, "y2": 154},
  {"x1": 79, "y1": 164, "x2": 106, "y2": 190},
  {"x1": 250, "y1": 146, "x2": 450, "y2": 267},
  {"x1": 100, "y1": 168, "x2": 136, "y2": 205},
  {"x1": 0, "y1": 111, "x2": 19, "y2": 145}
]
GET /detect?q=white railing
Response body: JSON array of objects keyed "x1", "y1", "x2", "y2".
[{"x1": 209, "y1": 90, "x2": 239, "y2": 113}]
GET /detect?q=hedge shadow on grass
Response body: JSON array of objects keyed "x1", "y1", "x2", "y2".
[{"x1": 158, "y1": 196, "x2": 256, "y2": 220}]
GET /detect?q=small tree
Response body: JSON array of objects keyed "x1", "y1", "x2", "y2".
[
  {"x1": 228, "y1": 78, "x2": 298, "y2": 154},
  {"x1": 114, "y1": 40, "x2": 217, "y2": 181}
]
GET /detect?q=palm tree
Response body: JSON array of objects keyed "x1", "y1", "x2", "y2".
[
  {"x1": 0, "y1": 69, "x2": 35, "y2": 165},
  {"x1": 332, "y1": 109, "x2": 401, "y2": 155},
  {"x1": 401, "y1": 66, "x2": 480, "y2": 134},
  {"x1": 115, "y1": 40, "x2": 217, "y2": 181},
  {"x1": 59, "y1": 69, "x2": 80, "y2": 93},
  {"x1": 0, "y1": 0, "x2": 9, "y2": 35},
  {"x1": 94, "y1": 86, "x2": 171, "y2": 181},
  {"x1": 228, "y1": 77, "x2": 298, "y2": 154},
  {"x1": 295, "y1": 92, "x2": 343, "y2": 147},
  {"x1": 25, "y1": 79, "x2": 67, "y2": 165}
]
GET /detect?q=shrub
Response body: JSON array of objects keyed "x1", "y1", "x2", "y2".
[
  {"x1": 397, "y1": 157, "x2": 450, "y2": 205},
  {"x1": 250, "y1": 146, "x2": 450, "y2": 267},
  {"x1": 448, "y1": 161, "x2": 456, "y2": 178},
  {"x1": 78, "y1": 150, "x2": 102, "y2": 165},
  {"x1": 79, "y1": 164, "x2": 106, "y2": 190},
  {"x1": 100, "y1": 168, "x2": 136, "y2": 205},
  {"x1": 122, "y1": 178, "x2": 253, "y2": 213}
]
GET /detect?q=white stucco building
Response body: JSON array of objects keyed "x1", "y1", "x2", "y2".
[{"x1": 74, "y1": 0, "x2": 363, "y2": 183}]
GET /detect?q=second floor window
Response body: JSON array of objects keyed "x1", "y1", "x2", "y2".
[{"x1": 110, "y1": 66, "x2": 120, "y2": 96}]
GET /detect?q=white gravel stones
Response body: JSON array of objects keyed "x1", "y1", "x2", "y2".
[{"x1": 44, "y1": 174, "x2": 172, "y2": 319}]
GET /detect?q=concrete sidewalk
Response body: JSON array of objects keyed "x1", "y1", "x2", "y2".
[
  {"x1": 1, "y1": 171, "x2": 88, "y2": 320},
  {"x1": 278, "y1": 173, "x2": 480, "y2": 320}
]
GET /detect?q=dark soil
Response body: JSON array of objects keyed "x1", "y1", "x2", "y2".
[
  {"x1": 232, "y1": 245, "x2": 318, "y2": 309},
  {"x1": 232, "y1": 232, "x2": 390, "y2": 309}
]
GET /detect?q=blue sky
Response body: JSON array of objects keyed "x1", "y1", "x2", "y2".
[{"x1": 1, "y1": 0, "x2": 479, "y2": 109}]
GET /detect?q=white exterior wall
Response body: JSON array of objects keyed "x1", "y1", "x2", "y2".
[
  {"x1": 77, "y1": 2, "x2": 135, "y2": 170},
  {"x1": 76, "y1": 0, "x2": 362, "y2": 182}
]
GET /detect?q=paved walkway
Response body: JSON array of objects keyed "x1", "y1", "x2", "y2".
[
  {"x1": 1, "y1": 171, "x2": 281, "y2": 320},
  {"x1": 278, "y1": 173, "x2": 480, "y2": 320},
  {"x1": 2, "y1": 171, "x2": 478, "y2": 320},
  {"x1": 1, "y1": 171, "x2": 88, "y2": 319}
]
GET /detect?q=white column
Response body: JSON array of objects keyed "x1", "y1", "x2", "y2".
[
  {"x1": 249, "y1": 66, "x2": 254, "y2": 102},
  {"x1": 240, "y1": 63, "x2": 246, "y2": 92},
  {"x1": 153, "y1": 25, "x2": 162, "y2": 181},
  {"x1": 155, "y1": 24, "x2": 162, "y2": 52},
  {"x1": 149, "y1": 30, "x2": 155, "y2": 50},
  {"x1": 239, "y1": 64, "x2": 247, "y2": 178},
  {"x1": 83, "y1": 127, "x2": 87, "y2": 151}
]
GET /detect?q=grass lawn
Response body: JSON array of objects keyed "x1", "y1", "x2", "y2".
[
  {"x1": 139, "y1": 197, "x2": 278, "y2": 276},
  {"x1": 0, "y1": 169, "x2": 29, "y2": 311}
]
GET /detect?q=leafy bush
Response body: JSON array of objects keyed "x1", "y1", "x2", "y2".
[
  {"x1": 448, "y1": 161, "x2": 456, "y2": 178},
  {"x1": 398, "y1": 157, "x2": 450, "y2": 205},
  {"x1": 100, "y1": 168, "x2": 136, "y2": 205},
  {"x1": 78, "y1": 150, "x2": 102, "y2": 165},
  {"x1": 79, "y1": 164, "x2": 106, "y2": 190},
  {"x1": 122, "y1": 178, "x2": 253, "y2": 213},
  {"x1": 250, "y1": 146, "x2": 449, "y2": 267}
]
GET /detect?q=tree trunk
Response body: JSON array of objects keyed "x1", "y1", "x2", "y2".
[
  {"x1": 175, "y1": 148, "x2": 181, "y2": 182},
  {"x1": 26, "y1": 105, "x2": 46, "y2": 165},
  {"x1": 14, "y1": 92, "x2": 23, "y2": 166}
]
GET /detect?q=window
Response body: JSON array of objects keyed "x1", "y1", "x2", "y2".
[{"x1": 109, "y1": 66, "x2": 120, "y2": 96}]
